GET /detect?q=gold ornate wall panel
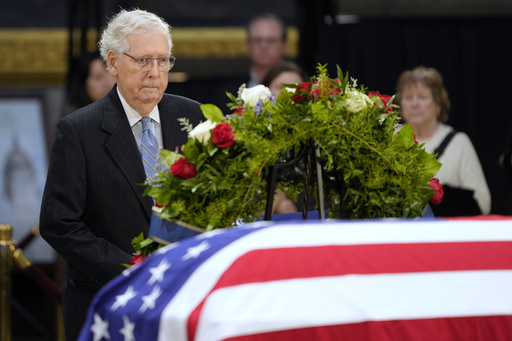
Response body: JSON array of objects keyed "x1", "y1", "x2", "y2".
[
  {"x1": 0, "y1": 27, "x2": 299, "y2": 86},
  {"x1": 172, "y1": 27, "x2": 299, "y2": 58},
  {"x1": 0, "y1": 29, "x2": 69, "y2": 85}
]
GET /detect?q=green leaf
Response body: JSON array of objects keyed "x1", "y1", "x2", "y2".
[
  {"x1": 226, "y1": 91, "x2": 238, "y2": 102},
  {"x1": 160, "y1": 149, "x2": 180, "y2": 168},
  {"x1": 201, "y1": 104, "x2": 224, "y2": 123},
  {"x1": 394, "y1": 124, "x2": 416, "y2": 149}
]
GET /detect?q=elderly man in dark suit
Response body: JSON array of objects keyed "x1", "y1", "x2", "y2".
[{"x1": 39, "y1": 9, "x2": 203, "y2": 341}]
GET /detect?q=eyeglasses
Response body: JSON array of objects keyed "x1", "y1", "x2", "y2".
[{"x1": 123, "y1": 53, "x2": 176, "y2": 72}]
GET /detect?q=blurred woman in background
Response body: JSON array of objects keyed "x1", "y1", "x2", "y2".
[
  {"x1": 63, "y1": 51, "x2": 117, "y2": 115},
  {"x1": 396, "y1": 66, "x2": 491, "y2": 216},
  {"x1": 262, "y1": 60, "x2": 308, "y2": 98}
]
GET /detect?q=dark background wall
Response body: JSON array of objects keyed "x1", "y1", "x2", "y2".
[
  {"x1": 1, "y1": 0, "x2": 512, "y2": 216},
  {"x1": 0, "y1": 0, "x2": 299, "y2": 28}
]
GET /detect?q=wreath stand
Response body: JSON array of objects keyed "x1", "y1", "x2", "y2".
[{"x1": 263, "y1": 142, "x2": 347, "y2": 221}]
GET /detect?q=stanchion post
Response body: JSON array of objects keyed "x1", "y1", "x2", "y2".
[{"x1": 0, "y1": 224, "x2": 14, "y2": 341}]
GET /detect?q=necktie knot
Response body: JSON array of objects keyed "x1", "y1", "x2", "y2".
[{"x1": 141, "y1": 117, "x2": 151, "y2": 132}]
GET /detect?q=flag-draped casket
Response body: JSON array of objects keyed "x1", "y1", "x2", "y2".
[{"x1": 78, "y1": 217, "x2": 512, "y2": 341}]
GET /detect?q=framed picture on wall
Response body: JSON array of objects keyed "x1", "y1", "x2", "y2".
[{"x1": 0, "y1": 92, "x2": 55, "y2": 263}]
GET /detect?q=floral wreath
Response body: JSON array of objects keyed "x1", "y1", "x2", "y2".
[{"x1": 138, "y1": 64, "x2": 443, "y2": 257}]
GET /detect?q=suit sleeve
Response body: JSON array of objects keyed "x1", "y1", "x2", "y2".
[{"x1": 39, "y1": 117, "x2": 132, "y2": 285}]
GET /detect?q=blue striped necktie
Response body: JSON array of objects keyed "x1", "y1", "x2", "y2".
[{"x1": 141, "y1": 117, "x2": 160, "y2": 179}]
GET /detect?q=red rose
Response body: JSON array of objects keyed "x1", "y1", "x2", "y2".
[
  {"x1": 291, "y1": 82, "x2": 311, "y2": 102},
  {"x1": 233, "y1": 107, "x2": 245, "y2": 114},
  {"x1": 329, "y1": 87, "x2": 342, "y2": 96},
  {"x1": 322, "y1": 79, "x2": 342, "y2": 96},
  {"x1": 212, "y1": 123, "x2": 235, "y2": 148},
  {"x1": 296, "y1": 82, "x2": 310, "y2": 92},
  {"x1": 130, "y1": 254, "x2": 146, "y2": 266},
  {"x1": 312, "y1": 88, "x2": 322, "y2": 98},
  {"x1": 170, "y1": 157, "x2": 197, "y2": 179},
  {"x1": 428, "y1": 178, "x2": 444, "y2": 205},
  {"x1": 368, "y1": 91, "x2": 393, "y2": 113},
  {"x1": 292, "y1": 93, "x2": 308, "y2": 102},
  {"x1": 309, "y1": 79, "x2": 342, "y2": 100}
]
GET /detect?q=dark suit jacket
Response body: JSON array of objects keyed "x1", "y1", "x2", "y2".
[{"x1": 39, "y1": 87, "x2": 203, "y2": 340}]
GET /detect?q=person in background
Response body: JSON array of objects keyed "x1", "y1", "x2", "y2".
[
  {"x1": 261, "y1": 61, "x2": 308, "y2": 214},
  {"x1": 246, "y1": 13, "x2": 288, "y2": 88},
  {"x1": 396, "y1": 66, "x2": 491, "y2": 216},
  {"x1": 262, "y1": 60, "x2": 308, "y2": 98},
  {"x1": 63, "y1": 51, "x2": 117, "y2": 115},
  {"x1": 39, "y1": 9, "x2": 203, "y2": 340}
]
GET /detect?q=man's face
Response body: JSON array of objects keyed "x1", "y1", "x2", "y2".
[
  {"x1": 247, "y1": 19, "x2": 287, "y2": 69},
  {"x1": 107, "y1": 31, "x2": 170, "y2": 115}
]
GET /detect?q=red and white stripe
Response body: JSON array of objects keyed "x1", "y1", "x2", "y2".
[{"x1": 158, "y1": 219, "x2": 512, "y2": 341}]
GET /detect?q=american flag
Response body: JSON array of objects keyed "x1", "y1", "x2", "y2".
[{"x1": 78, "y1": 217, "x2": 512, "y2": 341}]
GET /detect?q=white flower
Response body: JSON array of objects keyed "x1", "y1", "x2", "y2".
[
  {"x1": 344, "y1": 89, "x2": 372, "y2": 113},
  {"x1": 188, "y1": 120, "x2": 217, "y2": 145},
  {"x1": 237, "y1": 83, "x2": 247, "y2": 100},
  {"x1": 241, "y1": 85, "x2": 272, "y2": 107}
]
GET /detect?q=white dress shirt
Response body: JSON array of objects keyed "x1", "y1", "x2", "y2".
[{"x1": 117, "y1": 87, "x2": 163, "y2": 152}]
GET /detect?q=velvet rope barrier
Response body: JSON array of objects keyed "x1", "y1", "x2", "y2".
[
  {"x1": 1, "y1": 223, "x2": 62, "y2": 341},
  {"x1": 16, "y1": 224, "x2": 40, "y2": 250},
  {"x1": 6, "y1": 223, "x2": 63, "y2": 306},
  {"x1": 12, "y1": 246, "x2": 62, "y2": 306}
]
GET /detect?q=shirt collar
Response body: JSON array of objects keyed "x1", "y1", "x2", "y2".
[{"x1": 117, "y1": 87, "x2": 161, "y2": 127}]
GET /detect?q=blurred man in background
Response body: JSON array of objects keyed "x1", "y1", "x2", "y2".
[{"x1": 246, "y1": 13, "x2": 288, "y2": 87}]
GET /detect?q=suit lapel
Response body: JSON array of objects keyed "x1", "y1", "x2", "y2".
[
  {"x1": 159, "y1": 95, "x2": 176, "y2": 149},
  {"x1": 102, "y1": 88, "x2": 153, "y2": 220},
  {"x1": 159, "y1": 94, "x2": 190, "y2": 150}
]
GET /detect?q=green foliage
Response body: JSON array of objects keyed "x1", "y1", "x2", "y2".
[
  {"x1": 200, "y1": 104, "x2": 224, "y2": 123},
  {"x1": 226, "y1": 64, "x2": 441, "y2": 219},
  {"x1": 143, "y1": 64, "x2": 441, "y2": 230},
  {"x1": 131, "y1": 232, "x2": 162, "y2": 256},
  {"x1": 143, "y1": 121, "x2": 266, "y2": 231}
]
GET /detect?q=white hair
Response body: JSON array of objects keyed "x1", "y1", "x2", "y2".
[{"x1": 98, "y1": 9, "x2": 172, "y2": 61}]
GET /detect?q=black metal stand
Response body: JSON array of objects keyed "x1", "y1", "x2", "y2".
[{"x1": 264, "y1": 143, "x2": 326, "y2": 221}]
